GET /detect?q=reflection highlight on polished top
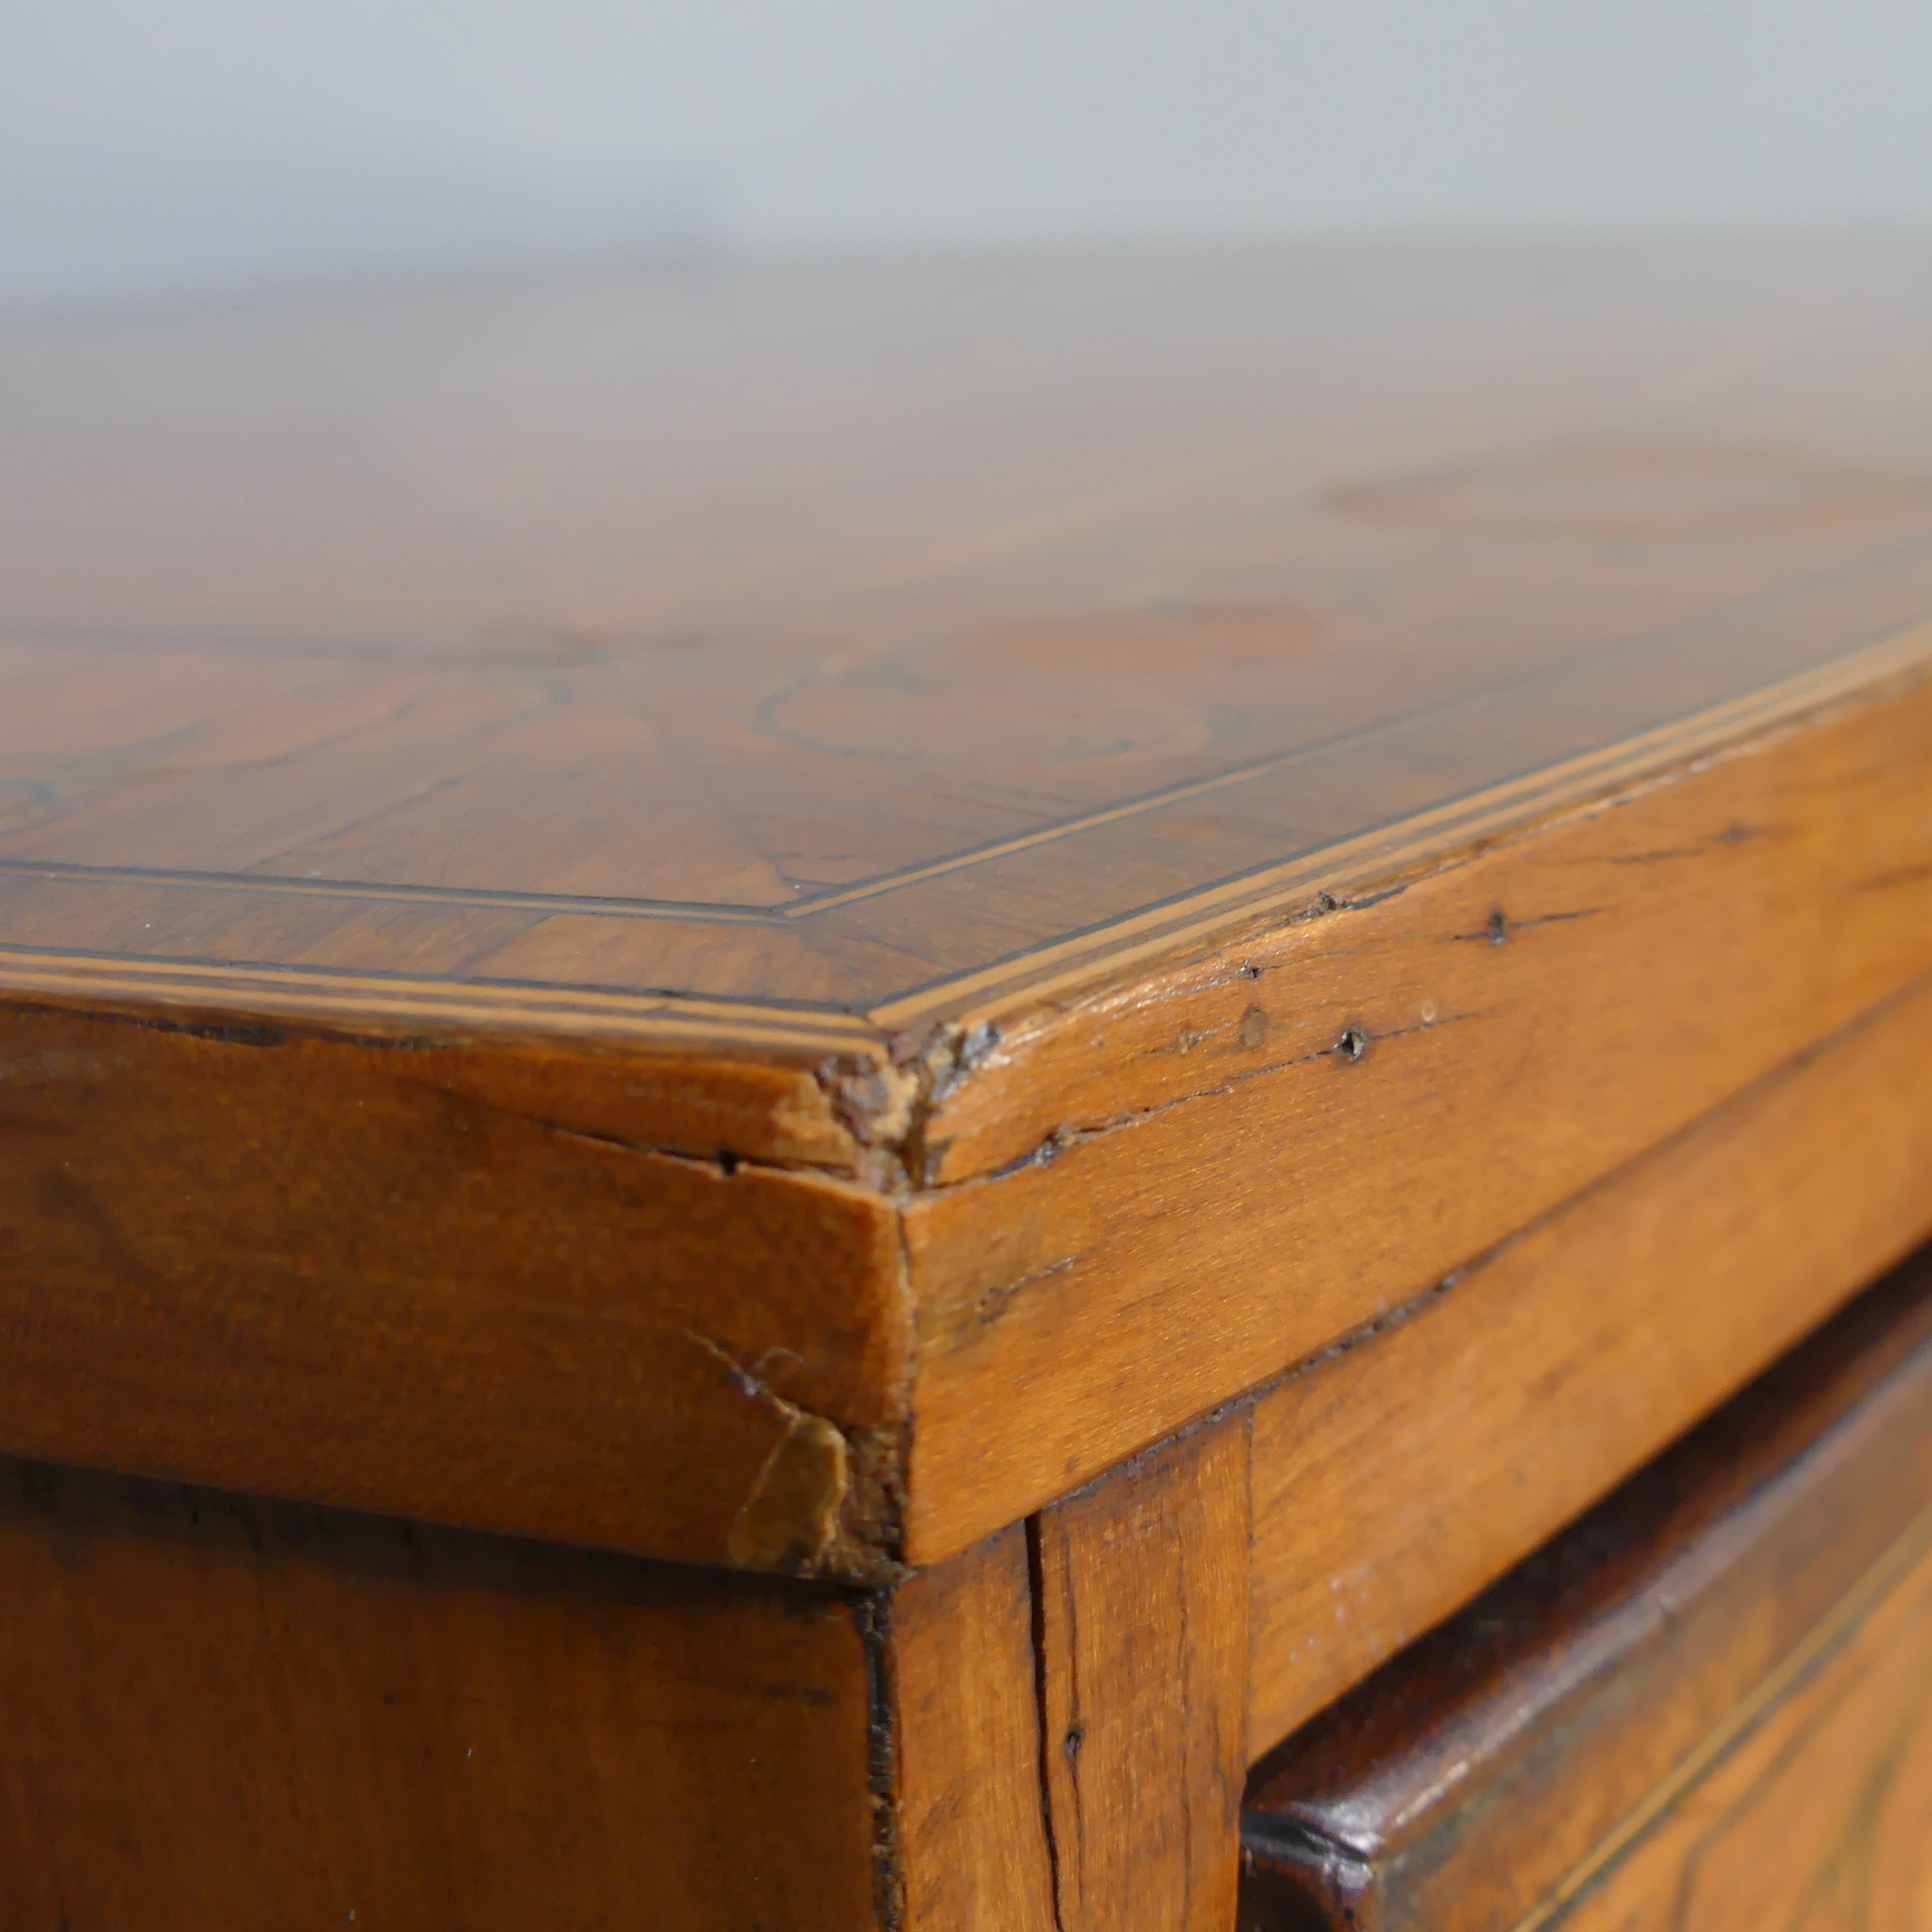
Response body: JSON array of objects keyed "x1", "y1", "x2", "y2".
[{"x1": 5, "y1": 241, "x2": 1932, "y2": 1035}]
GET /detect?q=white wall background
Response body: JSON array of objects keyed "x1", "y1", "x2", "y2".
[{"x1": 4, "y1": 0, "x2": 1931, "y2": 310}]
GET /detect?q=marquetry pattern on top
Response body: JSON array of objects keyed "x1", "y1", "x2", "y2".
[{"x1": 6, "y1": 245, "x2": 1932, "y2": 1033}]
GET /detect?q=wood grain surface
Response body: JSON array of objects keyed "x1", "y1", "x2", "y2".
[
  {"x1": 1240, "y1": 1250, "x2": 1932, "y2": 1932},
  {"x1": 1537, "y1": 1531, "x2": 1932, "y2": 1932},
  {"x1": 7, "y1": 245, "x2": 1932, "y2": 1020},
  {"x1": 0, "y1": 1458, "x2": 882, "y2": 1932},
  {"x1": 0, "y1": 1002, "x2": 907, "y2": 1574},
  {"x1": 0, "y1": 1426, "x2": 1231, "y2": 1932},
  {"x1": 902, "y1": 665, "x2": 1932, "y2": 1559},
  {"x1": 889, "y1": 1525, "x2": 1058, "y2": 1932},
  {"x1": 1245, "y1": 962, "x2": 1932, "y2": 1751},
  {"x1": 7, "y1": 245, "x2": 1932, "y2": 1570},
  {"x1": 1032, "y1": 1415, "x2": 1252, "y2": 1932}
]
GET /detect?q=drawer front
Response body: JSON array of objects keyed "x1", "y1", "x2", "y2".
[
  {"x1": 1241, "y1": 1250, "x2": 1932, "y2": 1932},
  {"x1": 1536, "y1": 1526, "x2": 1932, "y2": 1932}
]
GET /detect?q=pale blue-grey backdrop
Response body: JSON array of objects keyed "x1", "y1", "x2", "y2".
[{"x1": 3, "y1": 0, "x2": 1930, "y2": 308}]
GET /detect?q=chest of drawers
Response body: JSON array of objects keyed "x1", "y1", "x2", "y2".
[{"x1": 2, "y1": 242, "x2": 1930, "y2": 1929}]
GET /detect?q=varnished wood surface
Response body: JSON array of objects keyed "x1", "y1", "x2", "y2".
[
  {"x1": 7, "y1": 244, "x2": 1932, "y2": 1024},
  {"x1": 14, "y1": 1252, "x2": 1930, "y2": 1932},
  {"x1": 0, "y1": 1409, "x2": 1233, "y2": 1932},
  {"x1": 1032, "y1": 1415, "x2": 1251, "y2": 1932},
  {"x1": 903, "y1": 672, "x2": 1932, "y2": 1559},
  {"x1": 1530, "y1": 1536, "x2": 1932, "y2": 1932},
  {"x1": 7, "y1": 243, "x2": 1932, "y2": 1045},
  {"x1": 889, "y1": 1525, "x2": 1058, "y2": 1931},
  {"x1": 0, "y1": 1459, "x2": 882, "y2": 1931},
  {"x1": 7, "y1": 660, "x2": 1928, "y2": 1575},
  {"x1": 1245, "y1": 960, "x2": 1932, "y2": 1751},
  {"x1": 1240, "y1": 1249, "x2": 1932, "y2": 1932},
  {"x1": 0, "y1": 1002, "x2": 905, "y2": 1574},
  {"x1": 6, "y1": 244, "x2": 1932, "y2": 1573}
]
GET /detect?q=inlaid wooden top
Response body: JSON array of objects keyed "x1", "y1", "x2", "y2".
[
  {"x1": 6, "y1": 240, "x2": 1932, "y2": 1046},
  {"x1": 5, "y1": 242, "x2": 1932, "y2": 1579}
]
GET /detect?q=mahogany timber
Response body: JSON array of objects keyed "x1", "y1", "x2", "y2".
[
  {"x1": 1240, "y1": 1249, "x2": 1932, "y2": 1932},
  {"x1": 1246, "y1": 962, "x2": 1932, "y2": 1750},
  {"x1": 6, "y1": 246, "x2": 1932, "y2": 1575}
]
